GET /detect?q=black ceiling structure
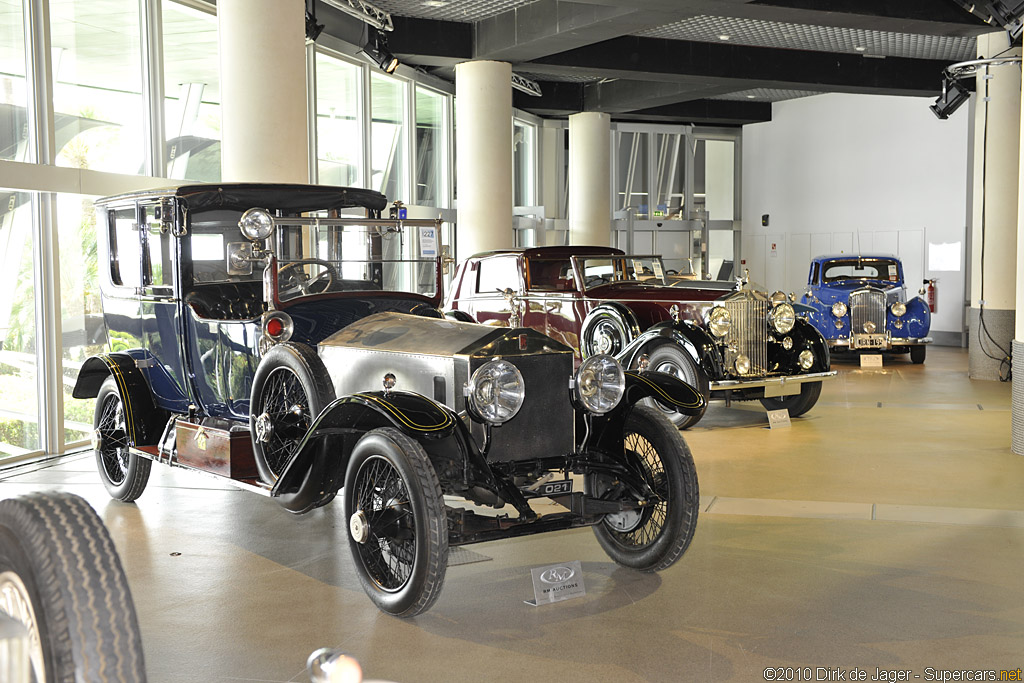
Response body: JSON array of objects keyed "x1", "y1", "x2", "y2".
[{"x1": 315, "y1": 0, "x2": 999, "y2": 126}]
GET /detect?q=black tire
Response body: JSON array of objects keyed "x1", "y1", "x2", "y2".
[
  {"x1": 640, "y1": 344, "x2": 710, "y2": 429},
  {"x1": 0, "y1": 492, "x2": 146, "y2": 682},
  {"x1": 580, "y1": 308, "x2": 635, "y2": 358},
  {"x1": 94, "y1": 376, "x2": 152, "y2": 502},
  {"x1": 343, "y1": 428, "x2": 448, "y2": 617},
  {"x1": 250, "y1": 342, "x2": 336, "y2": 484},
  {"x1": 910, "y1": 346, "x2": 926, "y2": 364},
  {"x1": 591, "y1": 405, "x2": 699, "y2": 571},
  {"x1": 759, "y1": 380, "x2": 822, "y2": 418}
]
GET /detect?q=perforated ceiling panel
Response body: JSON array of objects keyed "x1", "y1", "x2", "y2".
[
  {"x1": 372, "y1": 0, "x2": 534, "y2": 22},
  {"x1": 637, "y1": 15, "x2": 976, "y2": 61}
]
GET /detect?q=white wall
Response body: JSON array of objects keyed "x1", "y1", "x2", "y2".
[{"x1": 742, "y1": 93, "x2": 970, "y2": 334}]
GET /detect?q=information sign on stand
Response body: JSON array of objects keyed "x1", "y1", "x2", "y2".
[
  {"x1": 860, "y1": 354, "x2": 883, "y2": 368},
  {"x1": 766, "y1": 409, "x2": 791, "y2": 429},
  {"x1": 525, "y1": 560, "x2": 586, "y2": 606}
]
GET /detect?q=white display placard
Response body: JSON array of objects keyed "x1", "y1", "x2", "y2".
[
  {"x1": 766, "y1": 409, "x2": 791, "y2": 429},
  {"x1": 525, "y1": 560, "x2": 586, "y2": 606},
  {"x1": 419, "y1": 227, "x2": 437, "y2": 257},
  {"x1": 860, "y1": 354, "x2": 883, "y2": 368}
]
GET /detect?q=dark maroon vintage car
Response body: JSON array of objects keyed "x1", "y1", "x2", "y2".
[{"x1": 446, "y1": 246, "x2": 836, "y2": 428}]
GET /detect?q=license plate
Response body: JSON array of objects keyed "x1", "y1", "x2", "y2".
[
  {"x1": 853, "y1": 334, "x2": 886, "y2": 349},
  {"x1": 539, "y1": 479, "x2": 572, "y2": 496}
]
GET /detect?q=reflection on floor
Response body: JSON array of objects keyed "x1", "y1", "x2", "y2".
[{"x1": 1, "y1": 346, "x2": 1022, "y2": 682}]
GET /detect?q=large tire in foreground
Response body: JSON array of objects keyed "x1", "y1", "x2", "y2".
[
  {"x1": 94, "y1": 376, "x2": 152, "y2": 502},
  {"x1": 640, "y1": 344, "x2": 710, "y2": 429},
  {"x1": 759, "y1": 380, "x2": 822, "y2": 418},
  {"x1": 910, "y1": 346, "x2": 926, "y2": 364},
  {"x1": 343, "y1": 428, "x2": 448, "y2": 617},
  {"x1": 250, "y1": 342, "x2": 336, "y2": 484},
  {"x1": 591, "y1": 405, "x2": 699, "y2": 571},
  {"x1": 0, "y1": 491, "x2": 146, "y2": 682}
]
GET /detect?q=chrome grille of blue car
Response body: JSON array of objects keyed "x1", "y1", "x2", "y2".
[
  {"x1": 723, "y1": 297, "x2": 769, "y2": 377},
  {"x1": 850, "y1": 289, "x2": 886, "y2": 335}
]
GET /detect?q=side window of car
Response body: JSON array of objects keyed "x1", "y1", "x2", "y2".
[
  {"x1": 476, "y1": 256, "x2": 520, "y2": 295},
  {"x1": 810, "y1": 263, "x2": 819, "y2": 286},
  {"x1": 109, "y1": 208, "x2": 142, "y2": 290},
  {"x1": 143, "y1": 204, "x2": 174, "y2": 292}
]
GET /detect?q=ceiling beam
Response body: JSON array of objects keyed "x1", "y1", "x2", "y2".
[{"x1": 528, "y1": 36, "x2": 952, "y2": 97}]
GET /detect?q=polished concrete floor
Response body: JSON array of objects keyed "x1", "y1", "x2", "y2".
[{"x1": 2, "y1": 346, "x2": 1023, "y2": 682}]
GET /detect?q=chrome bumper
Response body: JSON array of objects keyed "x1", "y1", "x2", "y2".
[
  {"x1": 828, "y1": 336, "x2": 932, "y2": 350},
  {"x1": 710, "y1": 370, "x2": 837, "y2": 397}
]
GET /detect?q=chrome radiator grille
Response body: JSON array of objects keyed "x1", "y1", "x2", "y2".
[
  {"x1": 723, "y1": 298, "x2": 769, "y2": 377},
  {"x1": 850, "y1": 289, "x2": 886, "y2": 334}
]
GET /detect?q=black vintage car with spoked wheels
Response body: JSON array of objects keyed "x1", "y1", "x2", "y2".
[{"x1": 73, "y1": 183, "x2": 704, "y2": 616}]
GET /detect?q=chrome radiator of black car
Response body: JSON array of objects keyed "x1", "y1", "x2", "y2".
[
  {"x1": 723, "y1": 297, "x2": 769, "y2": 377},
  {"x1": 850, "y1": 289, "x2": 886, "y2": 335}
]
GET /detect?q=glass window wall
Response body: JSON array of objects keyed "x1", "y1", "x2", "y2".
[
  {"x1": 0, "y1": 0, "x2": 28, "y2": 162},
  {"x1": 415, "y1": 86, "x2": 445, "y2": 207},
  {"x1": 616, "y1": 130, "x2": 648, "y2": 214},
  {"x1": 0, "y1": 190, "x2": 39, "y2": 455},
  {"x1": 316, "y1": 52, "x2": 362, "y2": 187},
  {"x1": 370, "y1": 71, "x2": 406, "y2": 200},
  {"x1": 50, "y1": 0, "x2": 146, "y2": 174},
  {"x1": 163, "y1": 0, "x2": 221, "y2": 181},
  {"x1": 513, "y1": 118, "x2": 536, "y2": 207}
]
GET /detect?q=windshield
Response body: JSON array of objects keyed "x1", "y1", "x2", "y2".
[
  {"x1": 272, "y1": 216, "x2": 439, "y2": 301},
  {"x1": 571, "y1": 255, "x2": 672, "y2": 289},
  {"x1": 822, "y1": 258, "x2": 900, "y2": 284}
]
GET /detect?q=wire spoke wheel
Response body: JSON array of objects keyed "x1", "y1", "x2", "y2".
[
  {"x1": 352, "y1": 456, "x2": 416, "y2": 590},
  {"x1": 344, "y1": 428, "x2": 447, "y2": 617},
  {"x1": 591, "y1": 405, "x2": 699, "y2": 572},
  {"x1": 257, "y1": 367, "x2": 312, "y2": 478},
  {"x1": 93, "y1": 377, "x2": 151, "y2": 502}
]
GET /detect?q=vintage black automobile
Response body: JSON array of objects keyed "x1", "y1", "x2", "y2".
[
  {"x1": 446, "y1": 246, "x2": 837, "y2": 428},
  {"x1": 72, "y1": 183, "x2": 703, "y2": 617}
]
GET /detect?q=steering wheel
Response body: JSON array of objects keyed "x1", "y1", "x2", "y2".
[{"x1": 278, "y1": 259, "x2": 338, "y2": 297}]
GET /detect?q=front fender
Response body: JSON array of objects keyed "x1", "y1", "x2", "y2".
[
  {"x1": 790, "y1": 318, "x2": 831, "y2": 372},
  {"x1": 616, "y1": 321, "x2": 724, "y2": 379},
  {"x1": 901, "y1": 296, "x2": 931, "y2": 338},
  {"x1": 270, "y1": 390, "x2": 459, "y2": 513},
  {"x1": 623, "y1": 370, "x2": 706, "y2": 416}
]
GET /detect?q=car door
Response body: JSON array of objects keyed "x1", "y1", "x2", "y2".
[{"x1": 138, "y1": 200, "x2": 190, "y2": 413}]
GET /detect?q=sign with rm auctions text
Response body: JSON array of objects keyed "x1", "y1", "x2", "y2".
[{"x1": 526, "y1": 560, "x2": 586, "y2": 606}]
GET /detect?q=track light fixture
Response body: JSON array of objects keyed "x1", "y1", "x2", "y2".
[
  {"x1": 929, "y1": 77, "x2": 971, "y2": 119},
  {"x1": 363, "y1": 28, "x2": 399, "y2": 73}
]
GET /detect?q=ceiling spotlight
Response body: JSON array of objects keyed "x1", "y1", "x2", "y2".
[
  {"x1": 718, "y1": 34, "x2": 731, "y2": 41},
  {"x1": 929, "y1": 77, "x2": 970, "y2": 119},
  {"x1": 363, "y1": 28, "x2": 399, "y2": 73},
  {"x1": 854, "y1": 46, "x2": 866, "y2": 52}
]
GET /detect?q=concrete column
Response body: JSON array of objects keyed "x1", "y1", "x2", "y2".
[
  {"x1": 455, "y1": 60, "x2": 513, "y2": 260},
  {"x1": 568, "y1": 112, "x2": 611, "y2": 246},
  {"x1": 969, "y1": 32, "x2": 1020, "y2": 381},
  {"x1": 218, "y1": 0, "x2": 308, "y2": 183}
]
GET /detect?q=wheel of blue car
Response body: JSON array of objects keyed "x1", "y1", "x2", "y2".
[
  {"x1": 343, "y1": 427, "x2": 448, "y2": 617},
  {"x1": 250, "y1": 342, "x2": 336, "y2": 484},
  {"x1": 94, "y1": 376, "x2": 152, "y2": 502},
  {"x1": 0, "y1": 492, "x2": 147, "y2": 683},
  {"x1": 640, "y1": 344, "x2": 710, "y2": 429},
  {"x1": 759, "y1": 380, "x2": 822, "y2": 418},
  {"x1": 910, "y1": 346, "x2": 926, "y2": 364},
  {"x1": 590, "y1": 405, "x2": 699, "y2": 571},
  {"x1": 581, "y1": 307, "x2": 637, "y2": 358}
]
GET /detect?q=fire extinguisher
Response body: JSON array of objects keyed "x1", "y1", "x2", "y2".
[{"x1": 924, "y1": 278, "x2": 937, "y2": 313}]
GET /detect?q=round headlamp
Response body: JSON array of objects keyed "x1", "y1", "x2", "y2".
[
  {"x1": 239, "y1": 208, "x2": 275, "y2": 241},
  {"x1": 706, "y1": 306, "x2": 731, "y2": 338},
  {"x1": 891, "y1": 301, "x2": 907, "y2": 317},
  {"x1": 467, "y1": 359, "x2": 525, "y2": 425},
  {"x1": 574, "y1": 355, "x2": 625, "y2": 415},
  {"x1": 798, "y1": 349, "x2": 815, "y2": 370},
  {"x1": 770, "y1": 302, "x2": 796, "y2": 335},
  {"x1": 831, "y1": 301, "x2": 847, "y2": 318},
  {"x1": 734, "y1": 354, "x2": 751, "y2": 376}
]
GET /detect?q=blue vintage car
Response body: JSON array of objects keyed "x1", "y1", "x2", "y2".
[{"x1": 800, "y1": 254, "x2": 931, "y2": 364}]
